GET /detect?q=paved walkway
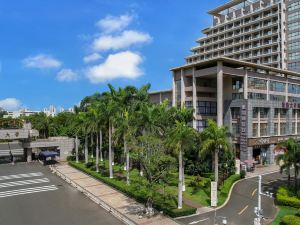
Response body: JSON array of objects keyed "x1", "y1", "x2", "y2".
[
  {"x1": 51, "y1": 164, "x2": 180, "y2": 225},
  {"x1": 246, "y1": 163, "x2": 280, "y2": 178}
]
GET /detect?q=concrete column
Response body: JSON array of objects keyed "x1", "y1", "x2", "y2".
[
  {"x1": 285, "y1": 76, "x2": 288, "y2": 102},
  {"x1": 27, "y1": 148, "x2": 32, "y2": 163},
  {"x1": 192, "y1": 67, "x2": 197, "y2": 129},
  {"x1": 267, "y1": 72, "x2": 270, "y2": 101},
  {"x1": 244, "y1": 69, "x2": 248, "y2": 100},
  {"x1": 217, "y1": 61, "x2": 224, "y2": 126},
  {"x1": 181, "y1": 69, "x2": 185, "y2": 107},
  {"x1": 296, "y1": 111, "x2": 298, "y2": 134},
  {"x1": 172, "y1": 72, "x2": 176, "y2": 107},
  {"x1": 267, "y1": 144, "x2": 275, "y2": 164},
  {"x1": 258, "y1": 109, "x2": 261, "y2": 137}
]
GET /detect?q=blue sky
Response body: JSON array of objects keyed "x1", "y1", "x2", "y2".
[{"x1": 0, "y1": 0, "x2": 226, "y2": 111}]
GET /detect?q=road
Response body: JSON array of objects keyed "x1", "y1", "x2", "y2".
[
  {"x1": 0, "y1": 162, "x2": 124, "y2": 225},
  {"x1": 176, "y1": 172, "x2": 289, "y2": 225}
]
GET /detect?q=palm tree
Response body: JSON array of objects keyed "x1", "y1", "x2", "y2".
[
  {"x1": 166, "y1": 121, "x2": 196, "y2": 209},
  {"x1": 277, "y1": 138, "x2": 300, "y2": 189},
  {"x1": 200, "y1": 119, "x2": 231, "y2": 185},
  {"x1": 77, "y1": 112, "x2": 91, "y2": 164}
]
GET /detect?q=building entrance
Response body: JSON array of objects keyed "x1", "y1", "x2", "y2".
[{"x1": 253, "y1": 147, "x2": 268, "y2": 164}]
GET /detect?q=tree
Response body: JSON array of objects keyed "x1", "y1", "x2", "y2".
[
  {"x1": 26, "y1": 112, "x2": 51, "y2": 138},
  {"x1": 199, "y1": 119, "x2": 231, "y2": 186},
  {"x1": 277, "y1": 138, "x2": 300, "y2": 190},
  {"x1": 166, "y1": 120, "x2": 197, "y2": 209}
]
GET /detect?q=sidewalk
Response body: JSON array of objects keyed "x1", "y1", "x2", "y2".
[
  {"x1": 246, "y1": 163, "x2": 280, "y2": 178},
  {"x1": 50, "y1": 163, "x2": 180, "y2": 225}
]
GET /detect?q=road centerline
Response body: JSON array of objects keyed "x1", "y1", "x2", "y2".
[{"x1": 238, "y1": 205, "x2": 249, "y2": 215}]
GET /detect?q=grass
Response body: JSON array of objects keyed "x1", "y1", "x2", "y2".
[{"x1": 271, "y1": 206, "x2": 299, "y2": 225}]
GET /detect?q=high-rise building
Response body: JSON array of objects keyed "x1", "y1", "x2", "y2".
[{"x1": 185, "y1": 0, "x2": 300, "y2": 73}]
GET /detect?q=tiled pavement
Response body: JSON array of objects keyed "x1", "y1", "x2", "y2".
[
  {"x1": 51, "y1": 164, "x2": 180, "y2": 225},
  {"x1": 245, "y1": 163, "x2": 280, "y2": 178}
]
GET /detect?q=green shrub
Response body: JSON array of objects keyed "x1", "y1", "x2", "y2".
[
  {"x1": 220, "y1": 174, "x2": 241, "y2": 196},
  {"x1": 66, "y1": 155, "x2": 76, "y2": 161},
  {"x1": 68, "y1": 161, "x2": 196, "y2": 218},
  {"x1": 281, "y1": 215, "x2": 300, "y2": 225},
  {"x1": 296, "y1": 209, "x2": 300, "y2": 217},
  {"x1": 240, "y1": 170, "x2": 246, "y2": 179},
  {"x1": 85, "y1": 162, "x2": 94, "y2": 168},
  {"x1": 276, "y1": 187, "x2": 300, "y2": 208}
]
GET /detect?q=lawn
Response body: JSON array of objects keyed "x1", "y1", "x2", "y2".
[{"x1": 271, "y1": 206, "x2": 299, "y2": 225}]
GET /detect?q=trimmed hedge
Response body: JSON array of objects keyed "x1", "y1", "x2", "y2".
[
  {"x1": 281, "y1": 215, "x2": 300, "y2": 225},
  {"x1": 219, "y1": 174, "x2": 241, "y2": 196},
  {"x1": 296, "y1": 209, "x2": 300, "y2": 217},
  {"x1": 276, "y1": 187, "x2": 300, "y2": 208},
  {"x1": 69, "y1": 161, "x2": 196, "y2": 217}
]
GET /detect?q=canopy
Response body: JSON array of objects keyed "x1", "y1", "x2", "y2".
[{"x1": 40, "y1": 151, "x2": 59, "y2": 158}]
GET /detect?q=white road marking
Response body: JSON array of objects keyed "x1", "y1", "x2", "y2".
[
  {"x1": 238, "y1": 205, "x2": 249, "y2": 215},
  {"x1": 189, "y1": 218, "x2": 210, "y2": 224},
  {"x1": 0, "y1": 185, "x2": 57, "y2": 198},
  {"x1": 0, "y1": 172, "x2": 43, "y2": 181},
  {"x1": 0, "y1": 178, "x2": 49, "y2": 188},
  {"x1": 252, "y1": 188, "x2": 257, "y2": 197}
]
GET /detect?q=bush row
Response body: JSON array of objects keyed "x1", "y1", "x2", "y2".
[
  {"x1": 276, "y1": 187, "x2": 300, "y2": 208},
  {"x1": 281, "y1": 215, "x2": 300, "y2": 225},
  {"x1": 219, "y1": 174, "x2": 241, "y2": 197},
  {"x1": 68, "y1": 161, "x2": 197, "y2": 217}
]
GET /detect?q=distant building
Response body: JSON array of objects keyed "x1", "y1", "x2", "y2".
[
  {"x1": 4, "y1": 108, "x2": 40, "y2": 118},
  {"x1": 149, "y1": 89, "x2": 172, "y2": 106}
]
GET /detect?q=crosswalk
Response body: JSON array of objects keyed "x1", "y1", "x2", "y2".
[{"x1": 0, "y1": 172, "x2": 58, "y2": 198}]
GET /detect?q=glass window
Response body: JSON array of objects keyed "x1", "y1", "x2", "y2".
[
  {"x1": 196, "y1": 120, "x2": 207, "y2": 132},
  {"x1": 248, "y1": 92, "x2": 267, "y2": 100},
  {"x1": 289, "y1": 52, "x2": 300, "y2": 60},
  {"x1": 288, "y1": 1, "x2": 300, "y2": 11},
  {"x1": 275, "y1": 108, "x2": 287, "y2": 118},
  {"x1": 297, "y1": 122, "x2": 300, "y2": 134},
  {"x1": 185, "y1": 101, "x2": 193, "y2": 109},
  {"x1": 270, "y1": 95, "x2": 285, "y2": 101},
  {"x1": 232, "y1": 78, "x2": 243, "y2": 90},
  {"x1": 288, "y1": 11, "x2": 300, "y2": 22},
  {"x1": 253, "y1": 123, "x2": 258, "y2": 137},
  {"x1": 288, "y1": 42, "x2": 300, "y2": 51},
  {"x1": 280, "y1": 123, "x2": 287, "y2": 135},
  {"x1": 232, "y1": 93, "x2": 243, "y2": 100},
  {"x1": 197, "y1": 101, "x2": 217, "y2": 115},
  {"x1": 292, "y1": 122, "x2": 296, "y2": 134},
  {"x1": 288, "y1": 84, "x2": 300, "y2": 94},
  {"x1": 288, "y1": 96, "x2": 300, "y2": 102},
  {"x1": 232, "y1": 123, "x2": 240, "y2": 137},
  {"x1": 231, "y1": 107, "x2": 240, "y2": 119},
  {"x1": 260, "y1": 123, "x2": 268, "y2": 136},
  {"x1": 288, "y1": 21, "x2": 300, "y2": 31},
  {"x1": 274, "y1": 123, "x2": 278, "y2": 135},
  {"x1": 288, "y1": 62, "x2": 300, "y2": 71},
  {"x1": 270, "y1": 81, "x2": 285, "y2": 92},
  {"x1": 248, "y1": 77, "x2": 267, "y2": 90}
]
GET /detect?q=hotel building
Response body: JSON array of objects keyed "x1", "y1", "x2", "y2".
[{"x1": 150, "y1": 0, "x2": 300, "y2": 164}]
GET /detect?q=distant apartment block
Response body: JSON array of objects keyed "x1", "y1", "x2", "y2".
[{"x1": 185, "y1": 0, "x2": 300, "y2": 72}]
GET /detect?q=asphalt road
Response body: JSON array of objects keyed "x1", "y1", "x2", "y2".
[
  {"x1": 0, "y1": 162, "x2": 124, "y2": 225},
  {"x1": 176, "y1": 172, "x2": 290, "y2": 225}
]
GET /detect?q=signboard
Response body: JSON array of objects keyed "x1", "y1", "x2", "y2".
[
  {"x1": 240, "y1": 104, "x2": 248, "y2": 155},
  {"x1": 235, "y1": 159, "x2": 241, "y2": 175},
  {"x1": 248, "y1": 134, "x2": 300, "y2": 146},
  {"x1": 211, "y1": 181, "x2": 218, "y2": 207},
  {"x1": 282, "y1": 101, "x2": 300, "y2": 109}
]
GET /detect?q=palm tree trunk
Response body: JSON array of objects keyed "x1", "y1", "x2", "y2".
[
  {"x1": 215, "y1": 149, "x2": 219, "y2": 185},
  {"x1": 90, "y1": 134, "x2": 94, "y2": 159},
  {"x1": 85, "y1": 135, "x2": 88, "y2": 164},
  {"x1": 295, "y1": 165, "x2": 298, "y2": 189},
  {"x1": 178, "y1": 150, "x2": 183, "y2": 209},
  {"x1": 124, "y1": 135, "x2": 127, "y2": 170},
  {"x1": 182, "y1": 163, "x2": 185, "y2": 192},
  {"x1": 96, "y1": 132, "x2": 99, "y2": 173},
  {"x1": 112, "y1": 126, "x2": 115, "y2": 166},
  {"x1": 109, "y1": 123, "x2": 113, "y2": 178},
  {"x1": 75, "y1": 135, "x2": 79, "y2": 163},
  {"x1": 125, "y1": 138, "x2": 130, "y2": 185},
  {"x1": 99, "y1": 130, "x2": 103, "y2": 162}
]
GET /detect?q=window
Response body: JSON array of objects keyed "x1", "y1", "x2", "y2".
[
  {"x1": 288, "y1": 1, "x2": 300, "y2": 11},
  {"x1": 292, "y1": 122, "x2": 296, "y2": 134},
  {"x1": 232, "y1": 123, "x2": 240, "y2": 137},
  {"x1": 288, "y1": 31, "x2": 300, "y2": 41},
  {"x1": 274, "y1": 123, "x2": 278, "y2": 135},
  {"x1": 288, "y1": 41, "x2": 300, "y2": 51},
  {"x1": 288, "y1": 21, "x2": 300, "y2": 31},
  {"x1": 196, "y1": 120, "x2": 207, "y2": 132},
  {"x1": 298, "y1": 122, "x2": 300, "y2": 134},
  {"x1": 248, "y1": 92, "x2": 267, "y2": 100},
  {"x1": 232, "y1": 78, "x2": 243, "y2": 90},
  {"x1": 288, "y1": 11, "x2": 300, "y2": 21},
  {"x1": 260, "y1": 123, "x2": 268, "y2": 136},
  {"x1": 232, "y1": 93, "x2": 243, "y2": 100},
  {"x1": 270, "y1": 81, "x2": 285, "y2": 92},
  {"x1": 185, "y1": 101, "x2": 193, "y2": 109},
  {"x1": 253, "y1": 123, "x2": 258, "y2": 137},
  {"x1": 289, "y1": 52, "x2": 300, "y2": 60},
  {"x1": 288, "y1": 62, "x2": 300, "y2": 71},
  {"x1": 288, "y1": 84, "x2": 300, "y2": 94},
  {"x1": 289, "y1": 97, "x2": 300, "y2": 102},
  {"x1": 175, "y1": 80, "x2": 181, "y2": 106},
  {"x1": 197, "y1": 101, "x2": 217, "y2": 115},
  {"x1": 248, "y1": 77, "x2": 267, "y2": 90},
  {"x1": 231, "y1": 107, "x2": 240, "y2": 119},
  {"x1": 275, "y1": 108, "x2": 287, "y2": 118},
  {"x1": 270, "y1": 95, "x2": 285, "y2": 101},
  {"x1": 280, "y1": 123, "x2": 287, "y2": 135}
]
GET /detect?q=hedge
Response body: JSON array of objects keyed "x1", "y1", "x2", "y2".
[
  {"x1": 220, "y1": 174, "x2": 241, "y2": 196},
  {"x1": 296, "y1": 209, "x2": 300, "y2": 217},
  {"x1": 281, "y1": 215, "x2": 300, "y2": 225},
  {"x1": 68, "y1": 161, "x2": 197, "y2": 217},
  {"x1": 276, "y1": 187, "x2": 300, "y2": 208}
]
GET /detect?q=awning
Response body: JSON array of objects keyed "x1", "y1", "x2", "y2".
[{"x1": 40, "y1": 151, "x2": 59, "y2": 158}]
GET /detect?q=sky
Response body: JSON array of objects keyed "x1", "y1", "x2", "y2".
[{"x1": 0, "y1": 0, "x2": 227, "y2": 111}]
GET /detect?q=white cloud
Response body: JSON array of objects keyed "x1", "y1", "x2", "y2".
[
  {"x1": 0, "y1": 98, "x2": 21, "y2": 111},
  {"x1": 85, "y1": 51, "x2": 143, "y2": 83},
  {"x1": 56, "y1": 69, "x2": 78, "y2": 82},
  {"x1": 96, "y1": 14, "x2": 133, "y2": 33},
  {"x1": 23, "y1": 54, "x2": 62, "y2": 69},
  {"x1": 83, "y1": 53, "x2": 102, "y2": 63},
  {"x1": 92, "y1": 30, "x2": 152, "y2": 52}
]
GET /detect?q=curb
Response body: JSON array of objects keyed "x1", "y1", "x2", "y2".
[{"x1": 49, "y1": 165, "x2": 137, "y2": 225}]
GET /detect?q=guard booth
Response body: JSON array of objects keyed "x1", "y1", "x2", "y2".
[{"x1": 38, "y1": 150, "x2": 60, "y2": 165}]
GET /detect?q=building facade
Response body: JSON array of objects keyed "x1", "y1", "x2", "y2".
[
  {"x1": 171, "y1": 57, "x2": 300, "y2": 164},
  {"x1": 185, "y1": 0, "x2": 300, "y2": 73}
]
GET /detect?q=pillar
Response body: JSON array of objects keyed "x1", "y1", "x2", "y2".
[
  {"x1": 172, "y1": 72, "x2": 176, "y2": 107},
  {"x1": 217, "y1": 61, "x2": 224, "y2": 126},
  {"x1": 244, "y1": 69, "x2": 248, "y2": 100},
  {"x1": 192, "y1": 67, "x2": 197, "y2": 129},
  {"x1": 181, "y1": 69, "x2": 185, "y2": 107},
  {"x1": 27, "y1": 148, "x2": 32, "y2": 163}
]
